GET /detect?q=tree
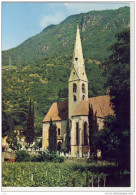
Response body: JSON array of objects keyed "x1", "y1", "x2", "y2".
[
  {"x1": 93, "y1": 115, "x2": 120, "y2": 160},
  {"x1": 2, "y1": 97, "x2": 16, "y2": 137},
  {"x1": 88, "y1": 104, "x2": 98, "y2": 158},
  {"x1": 65, "y1": 119, "x2": 71, "y2": 153},
  {"x1": 6, "y1": 130, "x2": 18, "y2": 150},
  {"x1": 104, "y1": 28, "x2": 130, "y2": 130},
  {"x1": 48, "y1": 118, "x2": 57, "y2": 152},
  {"x1": 25, "y1": 99, "x2": 35, "y2": 145},
  {"x1": 103, "y1": 28, "x2": 130, "y2": 171}
]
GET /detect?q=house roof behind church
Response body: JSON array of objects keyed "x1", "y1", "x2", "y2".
[
  {"x1": 42, "y1": 95, "x2": 114, "y2": 122},
  {"x1": 72, "y1": 95, "x2": 114, "y2": 118}
]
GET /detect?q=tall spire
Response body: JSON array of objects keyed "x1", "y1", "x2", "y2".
[
  {"x1": 73, "y1": 21, "x2": 84, "y2": 67},
  {"x1": 68, "y1": 22, "x2": 88, "y2": 119},
  {"x1": 69, "y1": 21, "x2": 88, "y2": 82}
]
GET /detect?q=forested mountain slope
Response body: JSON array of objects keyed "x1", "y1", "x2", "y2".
[
  {"x1": 2, "y1": 7, "x2": 130, "y2": 136},
  {"x1": 2, "y1": 6, "x2": 129, "y2": 66}
]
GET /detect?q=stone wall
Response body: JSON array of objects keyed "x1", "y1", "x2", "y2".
[{"x1": 2, "y1": 151, "x2": 15, "y2": 162}]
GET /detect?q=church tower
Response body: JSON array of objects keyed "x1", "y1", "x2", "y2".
[{"x1": 68, "y1": 22, "x2": 88, "y2": 119}]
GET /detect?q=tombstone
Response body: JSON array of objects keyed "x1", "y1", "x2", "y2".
[
  {"x1": 97, "y1": 149, "x2": 101, "y2": 159},
  {"x1": 88, "y1": 152, "x2": 90, "y2": 158},
  {"x1": 66, "y1": 153, "x2": 69, "y2": 157}
]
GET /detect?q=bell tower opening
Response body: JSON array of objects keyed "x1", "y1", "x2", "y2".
[
  {"x1": 73, "y1": 95, "x2": 77, "y2": 102},
  {"x1": 82, "y1": 83, "x2": 85, "y2": 93},
  {"x1": 73, "y1": 83, "x2": 77, "y2": 93}
]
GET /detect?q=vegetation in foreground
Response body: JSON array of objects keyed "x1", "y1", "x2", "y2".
[{"x1": 2, "y1": 161, "x2": 130, "y2": 187}]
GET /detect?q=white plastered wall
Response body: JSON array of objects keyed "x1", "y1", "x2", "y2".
[
  {"x1": 42, "y1": 120, "x2": 67, "y2": 150},
  {"x1": 70, "y1": 115, "x2": 104, "y2": 156}
]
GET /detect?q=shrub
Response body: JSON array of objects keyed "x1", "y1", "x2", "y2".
[
  {"x1": 15, "y1": 150, "x2": 30, "y2": 162},
  {"x1": 45, "y1": 152, "x2": 64, "y2": 163},
  {"x1": 30, "y1": 150, "x2": 64, "y2": 162},
  {"x1": 30, "y1": 154, "x2": 39, "y2": 162},
  {"x1": 32, "y1": 144, "x2": 39, "y2": 151},
  {"x1": 16, "y1": 143, "x2": 22, "y2": 150},
  {"x1": 37, "y1": 150, "x2": 50, "y2": 162}
]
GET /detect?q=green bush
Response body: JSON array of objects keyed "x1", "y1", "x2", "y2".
[
  {"x1": 30, "y1": 150, "x2": 64, "y2": 162},
  {"x1": 16, "y1": 143, "x2": 22, "y2": 150},
  {"x1": 15, "y1": 150, "x2": 30, "y2": 162},
  {"x1": 30, "y1": 154, "x2": 39, "y2": 162},
  {"x1": 45, "y1": 152, "x2": 64, "y2": 163},
  {"x1": 37, "y1": 150, "x2": 50, "y2": 162}
]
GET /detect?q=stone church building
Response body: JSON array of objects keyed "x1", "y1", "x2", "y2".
[{"x1": 42, "y1": 23, "x2": 114, "y2": 157}]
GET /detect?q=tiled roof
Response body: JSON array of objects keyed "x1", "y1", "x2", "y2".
[
  {"x1": 42, "y1": 101, "x2": 68, "y2": 122},
  {"x1": 72, "y1": 95, "x2": 114, "y2": 117},
  {"x1": 42, "y1": 95, "x2": 114, "y2": 122}
]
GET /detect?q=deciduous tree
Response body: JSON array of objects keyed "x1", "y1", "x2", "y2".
[{"x1": 103, "y1": 28, "x2": 130, "y2": 170}]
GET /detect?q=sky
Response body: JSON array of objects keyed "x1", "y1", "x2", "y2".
[{"x1": 2, "y1": 2, "x2": 130, "y2": 50}]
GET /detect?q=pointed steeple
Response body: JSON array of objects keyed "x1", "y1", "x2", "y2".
[
  {"x1": 73, "y1": 21, "x2": 84, "y2": 67},
  {"x1": 69, "y1": 22, "x2": 88, "y2": 82},
  {"x1": 68, "y1": 22, "x2": 89, "y2": 119}
]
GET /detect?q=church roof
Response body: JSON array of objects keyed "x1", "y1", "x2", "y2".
[
  {"x1": 42, "y1": 95, "x2": 114, "y2": 122},
  {"x1": 72, "y1": 95, "x2": 114, "y2": 118},
  {"x1": 42, "y1": 101, "x2": 68, "y2": 122}
]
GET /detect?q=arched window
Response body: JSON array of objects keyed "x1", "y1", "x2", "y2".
[
  {"x1": 73, "y1": 95, "x2": 76, "y2": 102},
  {"x1": 58, "y1": 128, "x2": 60, "y2": 136},
  {"x1": 76, "y1": 122, "x2": 79, "y2": 145},
  {"x1": 73, "y1": 83, "x2": 77, "y2": 93},
  {"x1": 82, "y1": 83, "x2": 85, "y2": 93},
  {"x1": 84, "y1": 122, "x2": 88, "y2": 145},
  {"x1": 82, "y1": 95, "x2": 85, "y2": 100}
]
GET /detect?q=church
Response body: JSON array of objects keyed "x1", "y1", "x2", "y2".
[{"x1": 42, "y1": 23, "x2": 114, "y2": 157}]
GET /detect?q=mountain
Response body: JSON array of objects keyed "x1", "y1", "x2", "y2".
[
  {"x1": 2, "y1": 6, "x2": 129, "y2": 66},
  {"x1": 2, "y1": 7, "x2": 130, "y2": 137}
]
